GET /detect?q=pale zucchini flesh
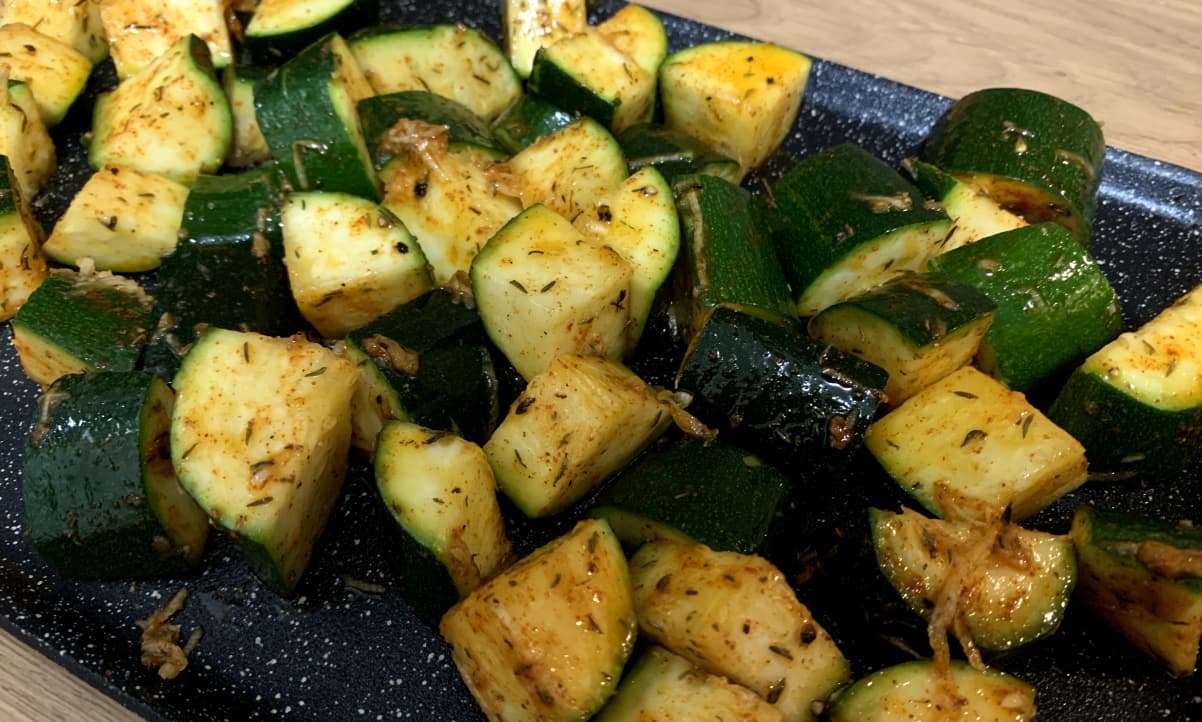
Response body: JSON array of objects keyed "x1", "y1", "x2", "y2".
[
  {"x1": 0, "y1": 0, "x2": 108, "y2": 63},
  {"x1": 43, "y1": 164, "x2": 189, "y2": 272},
  {"x1": 596, "y1": 4, "x2": 668, "y2": 78},
  {"x1": 503, "y1": 0, "x2": 587, "y2": 79},
  {"x1": 0, "y1": 156, "x2": 46, "y2": 322},
  {"x1": 0, "y1": 23, "x2": 93, "y2": 126},
  {"x1": 440, "y1": 518, "x2": 636, "y2": 722},
  {"x1": 630, "y1": 540, "x2": 850, "y2": 722},
  {"x1": 88, "y1": 34, "x2": 231, "y2": 183},
  {"x1": 484, "y1": 354, "x2": 673, "y2": 518},
  {"x1": 170, "y1": 328, "x2": 360, "y2": 594},
  {"x1": 375, "y1": 421, "x2": 512, "y2": 595},
  {"x1": 222, "y1": 65, "x2": 271, "y2": 168},
  {"x1": 0, "y1": 82, "x2": 55, "y2": 200},
  {"x1": 501, "y1": 117, "x2": 629, "y2": 222},
  {"x1": 282, "y1": 191, "x2": 433, "y2": 338},
  {"x1": 471, "y1": 204, "x2": 633, "y2": 380},
  {"x1": 350, "y1": 24, "x2": 522, "y2": 122},
  {"x1": 660, "y1": 41, "x2": 811, "y2": 179},
  {"x1": 865, "y1": 366, "x2": 1088, "y2": 522},
  {"x1": 379, "y1": 145, "x2": 521, "y2": 286},
  {"x1": 98, "y1": 0, "x2": 234, "y2": 80},
  {"x1": 827, "y1": 660, "x2": 1036, "y2": 722}
]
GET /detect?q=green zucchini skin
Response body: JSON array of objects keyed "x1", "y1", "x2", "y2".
[
  {"x1": 673, "y1": 173, "x2": 797, "y2": 335},
  {"x1": 177, "y1": 167, "x2": 284, "y2": 252},
  {"x1": 589, "y1": 437, "x2": 789, "y2": 554},
  {"x1": 1071, "y1": 505, "x2": 1202, "y2": 677},
  {"x1": 244, "y1": 0, "x2": 380, "y2": 63},
  {"x1": 346, "y1": 290, "x2": 501, "y2": 445},
  {"x1": 254, "y1": 32, "x2": 379, "y2": 201},
  {"x1": 827, "y1": 659, "x2": 1036, "y2": 721},
  {"x1": 490, "y1": 94, "x2": 575, "y2": 154},
  {"x1": 358, "y1": 90, "x2": 503, "y2": 167},
  {"x1": 768, "y1": 144, "x2": 951, "y2": 316},
  {"x1": 922, "y1": 87, "x2": 1105, "y2": 243},
  {"x1": 677, "y1": 304, "x2": 887, "y2": 467},
  {"x1": 928, "y1": 222, "x2": 1122, "y2": 395},
  {"x1": 618, "y1": 124, "x2": 740, "y2": 184},
  {"x1": 12, "y1": 270, "x2": 152, "y2": 385},
  {"x1": 23, "y1": 372, "x2": 207, "y2": 578}
]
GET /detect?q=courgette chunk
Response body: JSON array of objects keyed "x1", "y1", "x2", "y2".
[
  {"x1": 0, "y1": 23, "x2": 92, "y2": 126},
  {"x1": 440, "y1": 518, "x2": 636, "y2": 721},
  {"x1": 826, "y1": 660, "x2": 1036, "y2": 722},
  {"x1": 98, "y1": 0, "x2": 234, "y2": 79},
  {"x1": 0, "y1": 154, "x2": 46, "y2": 322},
  {"x1": 0, "y1": 81, "x2": 55, "y2": 200}
]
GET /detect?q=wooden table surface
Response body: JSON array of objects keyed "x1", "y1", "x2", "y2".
[{"x1": 3, "y1": 1, "x2": 1201, "y2": 720}]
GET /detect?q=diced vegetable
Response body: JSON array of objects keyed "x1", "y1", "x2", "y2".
[
  {"x1": 502, "y1": 0, "x2": 587, "y2": 79},
  {"x1": 0, "y1": 23, "x2": 92, "y2": 126},
  {"x1": 0, "y1": 81, "x2": 55, "y2": 200},
  {"x1": 529, "y1": 28, "x2": 656, "y2": 132},
  {"x1": 826, "y1": 659, "x2": 1036, "y2": 721},
  {"x1": 98, "y1": 0, "x2": 234, "y2": 79},
  {"x1": 244, "y1": 0, "x2": 378, "y2": 62},
  {"x1": 0, "y1": 155, "x2": 46, "y2": 321}
]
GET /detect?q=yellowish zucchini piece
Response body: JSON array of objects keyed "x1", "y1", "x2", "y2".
[
  {"x1": 865, "y1": 366, "x2": 1088, "y2": 522},
  {"x1": 0, "y1": 0, "x2": 107, "y2": 63},
  {"x1": 379, "y1": 143, "x2": 521, "y2": 286},
  {"x1": 471, "y1": 204, "x2": 633, "y2": 380},
  {"x1": 596, "y1": 4, "x2": 668, "y2": 78},
  {"x1": 0, "y1": 81, "x2": 55, "y2": 201},
  {"x1": 826, "y1": 659, "x2": 1036, "y2": 722},
  {"x1": 596, "y1": 645, "x2": 783, "y2": 722},
  {"x1": 0, "y1": 23, "x2": 93, "y2": 126},
  {"x1": 660, "y1": 41, "x2": 811, "y2": 180},
  {"x1": 221, "y1": 64, "x2": 271, "y2": 168},
  {"x1": 440, "y1": 518, "x2": 637, "y2": 721},
  {"x1": 501, "y1": 116, "x2": 629, "y2": 222},
  {"x1": 281, "y1": 191, "x2": 432, "y2": 339},
  {"x1": 529, "y1": 28, "x2": 656, "y2": 132},
  {"x1": 99, "y1": 0, "x2": 234, "y2": 80},
  {"x1": 44, "y1": 164, "x2": 189, "y2": 272},
  {"x1": 484, "y1": 354, "x2": 673, "y2": 518},
  {"x1": 630, "y1": 540, "x2": 850, "y2": 722},
  {"x1": 0, "y1": 155, "x2": 46, "y2": 321},
  {"x1": 171, "y1": 328, "x2": 360, "y2": 594},
  {"x1": 503, "y1": 0, "x2": 587, "y2": 79}
]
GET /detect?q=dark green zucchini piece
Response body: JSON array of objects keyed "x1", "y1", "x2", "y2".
[
  {"x1": 12, "y1": 270, "x2": 152, "y2": 387},
  {"x1": 374, "y1": 421, "x2": 513, "y2": 626},
  {"x1": 345, "y1": 289, "x2": 501, "y2": 447},
  {"x1": 589, "y1": 437, "x2": 788, "y2": 554},
  {"x1": 528, "y1": 28, "x2": 655, "y2": 132},
  {"x1": 491, "y1": 94, "x2": 575, "y2": 154},
  {"x1": 358, "y1": 90, "x2": 504, "y2": 168},
  {"x1": 677, "y1": 304, "x2": 887, "y2": 467},
  {"x1": 254, "y1": 32, "x2": 379, "y2": 200},
  {"x1": 673, "y1": 173, "x2": 797, "y2": 336},
  {"x1": 922, "y1": 87, "x2": 1105, "y2": 243},
  {"x1": 903, "y1": 158, "x2": 1027, "y2": 251},
  {"x1": 769, "y1": 144, "x2": 952, "y2": 316},
  {"x1": 808, "y1": 273, "x2": 995, "y2": 404},
  {"x1": 23, "y1": 371, "x2": 208, "y2": 578},
  {"x1": 928, "y1": 222, "x2": 1122, "y2": 395},
  {"x1": 244, "y1": 0, "x2": 379, "y2": 63},
  {"x1": 618, "y1": 124, "x2": 740, "y2": 184},
  {"x1": 1070, "y1": 505, "x2": 1202, "y2": 677},
  {"x1": 1047, "y1": 284, "x2": 1202, "y2": 480}
]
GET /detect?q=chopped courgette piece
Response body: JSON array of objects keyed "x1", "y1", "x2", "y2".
[
  {"x1": 922, "y1": 87, "x2": 1105, "y2": 244},
  {"x1": 1048, "y1": 283, "x2": 1202, "y2": 480},
  {"x1": 589, "y1": 437, "x2": 789, "y2": 554},
  {"x1": 490, "y1": 94, "x2": 575, "y2": 153},
  {"x1": 596, "y1": 4, "x2": 668, "y2": 79},
  {"x1": 254, "y1": 32, "x2": 379, "y2": 200},
  {"x1": 660, "y1": 40, "x2": 811, "y2": 179},
  {"x1": 1070, "y1": 505, "x2": 1202, "y2": 677},
  {"x1": 928, "y1": 222, "x2": 1123, "y2": 395},
  {"x1": 244, "y1": 0, "x2": 379, "y2": 63},
  {"x1": 358, "y1": 90, "x2": 504, "y2": 168},
  {"x1": 98, "y1": 0, "x2": 234, "y2": 79},
  {"x1": 23, "y1": 371, "x2": 208, "y2": 578},
  {"x1": 630, "y1": 539, "x2": 850, "y2": 722},
  {"x1": 529, "y1": 28, "x2": 656, "y2": 132},
  {"x1": 43, "y1": 164, "x2": 189, "y2": 272},
  {"x1": 595, "y1": 645, "x2": 783, "y2": 722},
  {"x1": 440, "y1": 518, "x2": 636, "y2": 721},
  {"x1": 903, "y1": 158, "x2": 1027, "y2": 252},
  {"x1": 12, "y1": 269, "x2": 152, "y2": 387},
  {"x1": 618, "y1": 123, "x2": 740, "y2": 184},
  {"x1": 0, "y1": 81, "x2": 55, "y2": 200},
  {"x1": 871, "y1": 507, "x2": 1076, "y2": 651},
  {"x1": 808, "y1": 273, "x2": 996, "y2": 404},
  {"x1": 171, "y1": 328, "x2": 359, "y2": 595},
  {"x1": 349, "y1": 24, "x2": 521, "y2": 122},
  {"x1": 826, "y1": 659, "x2": 1036, "y2": 721},
  {"x1": 222, "y1": 64, "x2": 273, "y2": 168},
  {"x1": 0, "y1": 154, "x2": 46, "y2": 322},
  {"x1": 0, "y1": 23, "x2": 92, "y2": 126},
  {"x1": 502, "y1": 0, "x2": 587, "y2": 79},
  {"x1": 471, "y1": 204, "x2": 633, "y2": 380},
  {"x1": 677, "y1": 304, "x2": 887, "y2": 468},
  {"x1": 485, "y1": 354, "x2": 672, "y2": 518},
  {"x1": 865, "y1": 366, "x2": 1087, "y2": 522},
  {"x1": 282, "y1": 191, "x2": 432, "y2": 338},
  {"x1": 1, "y1": 0, "x2": 107, "y2": 64},
  {"x1": 769, "y1": 144, "x2": 952, "y2": 317}
]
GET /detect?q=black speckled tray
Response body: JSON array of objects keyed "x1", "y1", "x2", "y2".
[{"x1": 5, "y1": 2, "x2": 1202, "y2": 720}]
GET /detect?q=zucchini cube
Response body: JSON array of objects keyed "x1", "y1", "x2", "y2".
[
  {"x1": 0, "y1": 81, "x2": 54, "y2": 200},
  {"x1": 1, "y1": 0, "x2": 107, "y2": 64},
  {"x1": 0, "y1": 23, "x2": 92, "y2": 126},
  {"x1": 98, "y1": 0, "x2": 234, "y2": 80},
  {"x1": 0, "y1": 154, "x2": 46, "y2": 321},
  {"x1": 530, "y1": 28, "x2": 656, "y2": 132},
  {"x1": 865, "y1": 366, "x2": 1087, "y2": 522}
]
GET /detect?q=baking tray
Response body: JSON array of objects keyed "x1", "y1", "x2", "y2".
[{"x1": 4, "y1": 1, "x2": 1202, "y2": 719}]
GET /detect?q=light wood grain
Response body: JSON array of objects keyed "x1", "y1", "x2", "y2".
[{"x1": 2, "y1": 2, "x2": 1200, "y2": 721}]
